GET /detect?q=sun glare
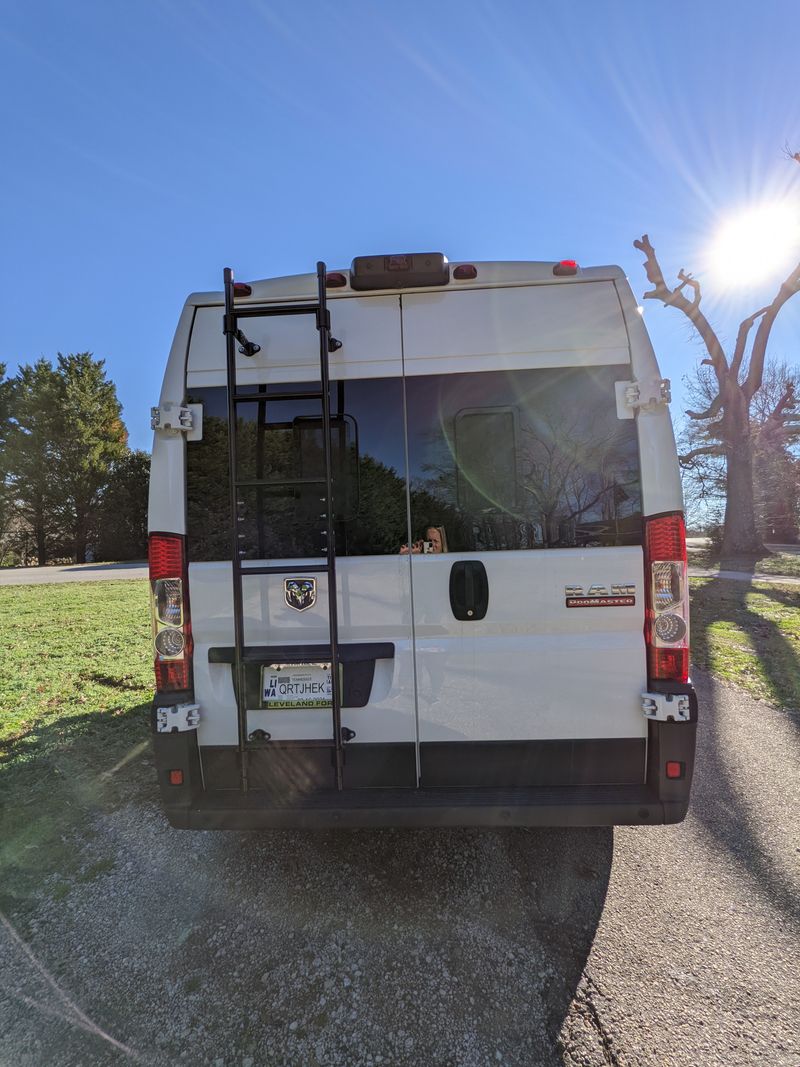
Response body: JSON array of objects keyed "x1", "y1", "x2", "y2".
[{"x1": 708, "y1": 203, "x2": 800, "y2": 288}]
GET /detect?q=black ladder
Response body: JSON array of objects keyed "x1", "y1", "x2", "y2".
[{"x1": 223, "y1": 263, "x2": 345, "y2": 793}]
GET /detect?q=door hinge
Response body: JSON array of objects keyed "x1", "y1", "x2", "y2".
[
  {"x1": 151, "y1": 402, "x2": 203, "y2": 440},
  {"x1": 156, "y1": 702, "x2": 201, "y2": 733},
  {"x1": 616, "y1": 378, "x2": 671, "y2": 419},
  {"x1": 641, "y1": 691, "x2": 690, "y2": 723}
]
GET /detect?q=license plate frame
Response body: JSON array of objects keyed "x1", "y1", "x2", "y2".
[{"x1": 261, "y1": 662, "x2": 332, "y2": 710}]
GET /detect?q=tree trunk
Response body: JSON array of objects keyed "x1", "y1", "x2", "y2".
[
  {"x1": 74, "y1": 516, "x2": 87, "y2": 564},
  {"x1": 722, "y1": 433, "x2": 763, "y2": 556},
  {"x1": 35, "y1": 507, "x2": 47, "y2": 566}
]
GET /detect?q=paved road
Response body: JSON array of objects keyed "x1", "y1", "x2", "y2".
[
  {"x1": 0, "y1": 562, "x2": 148, "y2": 585},
  {"x1": 1, "y1": 670, "x2": 798, "y2": 1065}
]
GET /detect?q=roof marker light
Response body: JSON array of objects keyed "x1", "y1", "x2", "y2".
[
  {"x1": 453, "y1": 264, "x2": 478, "y2": 280},
  {"x1": 233, "y1": 282, "x2": 252, "y2": 296},
  {"x1": 553, "y1": 260, "x2": 579, "y2": 277},
  {"x1": 325, "y1": 272, "x2": 348, "y2": 288}
]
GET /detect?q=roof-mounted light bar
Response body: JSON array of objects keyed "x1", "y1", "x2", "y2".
[{"x1": 350, "y1": 252, "x2": 449, "y2": 291}]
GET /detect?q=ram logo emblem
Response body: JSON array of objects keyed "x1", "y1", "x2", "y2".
[{"x1": 284, "y1": 578, "x2": 317, "y2": 612}]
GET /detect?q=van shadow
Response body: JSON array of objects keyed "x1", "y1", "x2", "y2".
[{"x1": 173, "y1": 822, "x2": 614, "y2": 1065}]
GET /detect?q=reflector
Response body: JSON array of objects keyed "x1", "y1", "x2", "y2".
[
  {"x1": 665, "y1": 761, "x2": 683, "y2": 780},
  {"x1": 169, "y1": 769, "x2": 184, "y2": 786}
]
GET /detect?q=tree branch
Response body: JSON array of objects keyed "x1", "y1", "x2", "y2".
[
  {"x1": 634, "y1": 235, "x2": 729, "y2": 386},
  {"x1": 743, "y1": 261, "x2": 800, "y2": 400},
  {"x1": 679, "y1": 444, "x2": 724, "y2": 466},
  {"x1": 686, "y1": 394, "x2": 724, "y2": 421},
  {"x1": 729, "y1": 306, "x2": 770, "y2": 380}
]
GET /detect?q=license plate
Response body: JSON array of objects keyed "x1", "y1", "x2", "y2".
[{"x1": 261, "y1": 663, "x2": 332, "y2": 709}]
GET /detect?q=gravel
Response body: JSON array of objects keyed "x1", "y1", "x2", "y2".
[{"x1": 2, "y1": 669, "x2": 799, "y2": 1066}]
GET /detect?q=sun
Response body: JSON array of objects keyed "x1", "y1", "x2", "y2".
[{"x1": 707, "y1": 203, "x2": 800, "y2": 288}]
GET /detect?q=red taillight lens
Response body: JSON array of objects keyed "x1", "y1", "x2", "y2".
[
  {"x1": 233, "y1": 282, "x2": 252, "y2": 297},
  {"x1": 644, "y1": 513, "x2": 689, "y2": 683},
  {"x1": 453, "y1": 264, "x2": 478, "y2": 280},
  {"x1": 149, "y1": 533, "x2": 193, "y2": 693},
  {"x1": 325, "y1": 271, "x2": 348, "y2": 288}
]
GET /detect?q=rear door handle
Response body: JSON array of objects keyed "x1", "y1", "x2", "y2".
[{"x1": 449, "y1": 560, "x2": 489, "y2": 621}]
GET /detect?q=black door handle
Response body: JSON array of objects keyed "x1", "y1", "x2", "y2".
[{"x1": 449, "y1": 560, "x2": 489, "y2": 621}]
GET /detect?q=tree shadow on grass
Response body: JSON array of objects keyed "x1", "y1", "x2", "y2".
[
  {"x1": 691, "y1": 577, "x2": 800, "y2": 714},
  {"x1": 690, "y1": 578, "x2": 800, "y2": 927},
  {"x1": 0, "y1": 702, "x2": 152, "y2": 915}
]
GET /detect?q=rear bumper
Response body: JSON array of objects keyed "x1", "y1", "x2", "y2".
[
  {"x1": 162, "y1": 784, "x2": 688, "y2": 830},
  {"x1": 152, "y1": 682, "x2": 697, "y2": 830}
]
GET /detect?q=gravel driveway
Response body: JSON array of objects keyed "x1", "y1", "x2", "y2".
[{"x1": 1, "y1": 669, "x2": 799, "y2": 1066}]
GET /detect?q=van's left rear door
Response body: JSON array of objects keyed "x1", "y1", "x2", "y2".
[{"x1": 185, "y1": 293, "x2": 419, "y2": 791}]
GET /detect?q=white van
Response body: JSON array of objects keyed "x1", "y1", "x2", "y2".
[{"x1": 148, "y1": 253, "x2": 697, "y2": 829}]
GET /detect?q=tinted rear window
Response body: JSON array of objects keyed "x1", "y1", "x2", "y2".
[{"x1": 185, "y1": 366, "x2": 641, "y2": 560}]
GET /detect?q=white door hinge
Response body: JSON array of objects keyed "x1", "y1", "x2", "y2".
[
  {"x1": 156, "y1": 703, "x2": 201, "y2": 733},
  {"x1": 151, "y1": 402, "x2": 203, "y2": 440},
  {"x1": 616, "y1": 379, "x2": 671, "y2": 419},
  {"x1": 641, "y1": 691, "x2": 690, "y2": 722}
]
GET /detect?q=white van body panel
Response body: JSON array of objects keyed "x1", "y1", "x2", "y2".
[
  {"x1": 186, "y1": 295, "x2": 403, "y2": 389},
  {"x1": 401, "y1": 282, "x2": 630, "y2": 374},
  {"x1": 148, "y1": 303, "x2": 195, "y2": 535},
  {"x1": 614, "y1": 280, "x2": 684, "y2": 516},
  {"x1": 189, "y1": 557, "x2": 416, "y2": 747}
]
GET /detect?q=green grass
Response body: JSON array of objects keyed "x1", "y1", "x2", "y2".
[
  {"x1": 0, "y1": 580, "x2": 153, "y2": 912},
  {"x1": 687, "y1": 546, "x2": 800, "y2": 578},
  {"x1": 690, "y1": 578, "x2": 800, "y2": 708}
]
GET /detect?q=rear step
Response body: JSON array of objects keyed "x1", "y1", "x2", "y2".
[{"x1": 222, "y1": 263, "x2": 345, "y2": 793}]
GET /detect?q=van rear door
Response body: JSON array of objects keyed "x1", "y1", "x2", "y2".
[
  {"x1": 401, "y1": 282, "x2": 649, "y2": 789},
  {"x1": 185, "y1": 293, "x2": 420, "y2": 790}
]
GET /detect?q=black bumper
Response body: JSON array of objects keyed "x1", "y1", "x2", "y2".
[{"x1": 152, "y1": 683, "x2": 697, "y2": 830}]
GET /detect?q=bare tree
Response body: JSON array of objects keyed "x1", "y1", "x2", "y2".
[{"x1": 633, "y1": 234, "x2": 800, "y2": 555}]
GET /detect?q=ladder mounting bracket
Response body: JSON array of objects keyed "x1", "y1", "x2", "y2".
[
  {"x1": 151, "y1": 402, "x2": 203, "y2": 440},
  {"x1": 616, "y1": 378, "x2": 671, "y2": 419}
]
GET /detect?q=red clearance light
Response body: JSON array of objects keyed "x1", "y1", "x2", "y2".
[
  {"x1": 233, "y1": 282, "x2": 252, "y2": 297},
  {"x1": 453, "y1": 264, "x2": 478, "y2": 280},
  {"x1": 665, "y1": 761, "x2": 684, "y2": 780},
  {"x1": 553, "y1": 260, "x2": 579, "y2": 276},
  {"x1": 169, "y1": 769, "x2": 184, "y2": 786},
  {"x1": 325, "y1": 272, "x2": 348, "y2": 288}
]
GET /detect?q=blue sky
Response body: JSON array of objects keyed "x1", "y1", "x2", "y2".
[{"x1": 1, "y1": 1, "x2": 798, "y2": 452}]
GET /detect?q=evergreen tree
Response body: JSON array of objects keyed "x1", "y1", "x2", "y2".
[
  {"x1": 95, "y1": 449, "x2": 150, "y2": 561},
  {"x1": 50, "y1": 353, "x2": 128, "y2": 563},
  {"x1": 5, "y1": 359, "x2": 61, "y2": 564}
]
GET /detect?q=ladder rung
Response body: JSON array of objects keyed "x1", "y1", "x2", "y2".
[
  {"x1": 240, "y1": 564, "x2": 328, "y2": 576},
  {"x1": 235, "y1": 478, "x2": 326, "y2": 489},
  {"x1": 234, "y1": 303, "x2": 320, "y2": 319},
  {"x1": 232, "y1": 391, "x2": 324, "y2": 403}
]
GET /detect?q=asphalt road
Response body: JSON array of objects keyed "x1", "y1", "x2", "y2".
[
  {"x1": 0, "y1": 563, "x2": 148, "y2": 585},
  {"x1": 1, "y1": 669, "x2": 798, "y2": 1066}
]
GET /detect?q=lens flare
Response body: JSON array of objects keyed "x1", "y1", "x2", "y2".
[{"x1": 708, "y1": 203, "x2": 800, "y2": 288}]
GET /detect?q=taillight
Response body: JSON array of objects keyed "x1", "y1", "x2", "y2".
[
  {"x1": 644, "y1": 513, "x2": 689, "y2": 683},
  {"x1": 149, "y1": 533, "x2": 193, "y2": 692}
]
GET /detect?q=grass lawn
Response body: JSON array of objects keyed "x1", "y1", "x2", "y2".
[
  {"x1": 687, "y1": 545, "x2": 800, "y2": 578},
  {"x1": 0, "y1": 580, "x2": 153, "y2": 912},
  {"x1": 690, "y1": 578, "x2": 800, "y2": 708}
]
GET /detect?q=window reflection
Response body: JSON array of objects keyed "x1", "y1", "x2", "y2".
[{"x1": 405, "y1": 366, "x2": 642, "y2": 551}]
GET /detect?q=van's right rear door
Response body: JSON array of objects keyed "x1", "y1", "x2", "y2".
[{"x1": 401, "y1": 283, "x2": 649, "y2": 789}]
